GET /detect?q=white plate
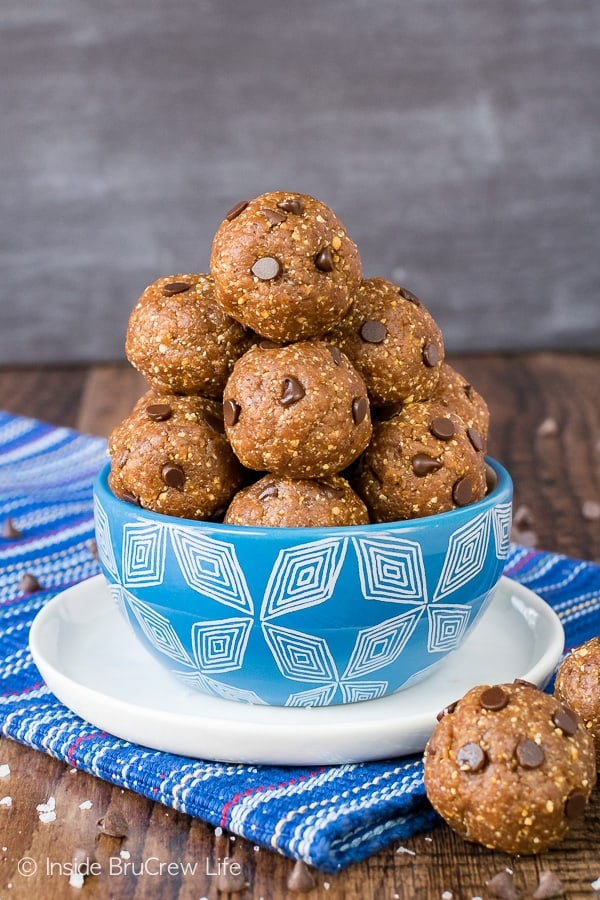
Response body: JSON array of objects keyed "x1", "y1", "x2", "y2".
[{"x1": 29, "y1": 575, "x2": 564, "y2": 765}]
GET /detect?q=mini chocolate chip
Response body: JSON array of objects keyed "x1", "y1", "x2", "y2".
[
  {"x1": 18, "y1": 572, "x2": 41, "y2": 594},
  {"x1": 287, "y1": 858, "x2": 316, "y2": 893},
  {"x1": 277, "y1": 197, "x2": 303, "y2": 216},
  {"x1": 398, "y1": 286, "x2": 421, "y2": 305},
  {"x1": 161, "y1": 463, "x2": 185, "y2": 491},
  {"x1": 2, "y1": 517, "x2": 22, "y2": 539},
  {"x1": 97, "y1": 809, "x2": 129, "y2": 838},
  {"x1": 352, "y1": 396, "x2": 369, "y2": 425},
  {"x1": 314, "y1": 246, "x2": 334, "y2": 272},
  {"x1": 204, "y1": 411, "x2": 225, "y2": 434},
  {"x1": 162, "y1": 281, "x2": 191, "y2": 296},
  {"x1": 422, "y1": 342, "x2": 440, "y2": 367},
  {"x1": 564, "y1": 790, "x2": 587, "y2": 820},
  {"x1": 280, "y1": 376, "x2": 305, "y2": 407},
  {"x1": 121, "y1": 491, "x2": 141, "y2": 507},
  {"x1": 223, "y1": 399, "x2": 241, "y2": 426},
  {"x1": 467, "y1": 427, "x2": 485, "y2": 452},
  {"x1": 258, "y1": 339, "x2": 281, "y2": 350},
  {"x1": 146, "y1": 403, "x2": 172, "y2": 422},
  {"x1": 457, "y1": 742, "x2": 487, "y2": 772},
  {"x1": 261, "y1": 207, "x2": 287, "y2": 226},
  {"x1": 225, "y1": 200, "x2": 249, "y2": 221},
  {"x1": 327, "y1": 344, "x2": 342, "y2": 366},
  {"x1": 480, "y1": 685, "x2": 509, "y2": 711},
  {"x1": 436, "y1": 700, "x2": 458, "y2": 722},
  {"x1": 258, "y1": 485, "x2": 279, "y2": 501},
  {"x1": 430, "y1": 417, "x2": 455, "y2": 440},
  {"x1": 411, "y1": 453, "x2": 443, "y2": 476},
  {"x1": 360, "y1": 319, "x2": 387, "y2": 343},
  {"x1": 251, "y1": 256, "x2": 281, "y2": 280},
  {"x1": 532, "y1": 870, "x2": 565, "y2": 900},
  {"x1": 515, "y1": 738, "x2": 545, "y2": 768},
  {"x1": 452, "y1": 476, "x2": 474, "y2": 507},
  {"x1": 552, "y1": 706, "x2": 579, "y2": 736}
]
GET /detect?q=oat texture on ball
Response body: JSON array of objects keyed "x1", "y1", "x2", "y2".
[
  {"x1": 555, "y1": 636, "x2": 600, "y2": 750},
  {"x1": 424, "y1": 680, "x2": 597, "y2": 854}
]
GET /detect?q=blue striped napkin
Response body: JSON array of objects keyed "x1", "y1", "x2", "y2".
[{"x1": 1, "y1": 411, "x2": 598, "y2": 872}]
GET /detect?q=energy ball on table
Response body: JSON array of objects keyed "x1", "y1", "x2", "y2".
[
  {"x1": 108, "y1": 391, "x2": 245, "y2": 519},
  {"x1": 210, "y1": 192, "x2": 361, "y2": 342},
  {"x1": 223, "y1": 341, "x2": 372, "y2": 479},
  {"x1": 424, "y1": 681, "x2": 597, "y2": 854},
  {"x1": 352, "y1": 401, "x2": 486, "y2": 521},
  {"x1": 328, "y1": 278, "x2": 444, "y2": 406},
  {"x1": 225, "y1": 473, "x2": 370, "y2": 527},
  {"x1": 431, "y1": 363, "x2": 490, "y2": 440},
  {"x1": 555, "y1": 636, "x2": 600, "y2": 750},
  {"x1": 125, "y1": 274, "x2": 255, "y2": 397}
]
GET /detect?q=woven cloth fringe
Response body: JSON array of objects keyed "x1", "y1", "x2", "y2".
[{"x1": 1, "y1": 411, "x2": 598, "y2": 872}]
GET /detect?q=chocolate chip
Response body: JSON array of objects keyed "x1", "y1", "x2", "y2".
[
  {"x1": 513, "y1": 677, "x2": 537, "y2": 689},
  {"x1": 564, "y1": 790, "x2": 587, "y2": 819},
  {"x1": 121, "y1": 491, "x2": 141, "y2": 507},
  {"x1": 422, "y1": 342, "x2": 440, "y2": 367},
  {"x1": 223, "y1": 399, "x2": 241, "y2": 426},
  {"x1": 552, "y1": 706, "x2": 579, "y2": 736},
  {"x1": 430, "y1": 417, "x2": 455, "y2": 440},
  {"x1": 258, "y1": 484, "x2": 279, "y2": 501},
  {"x1": 277, "y1": 197, "x2": 304, "y2": 216},
  {"x1": 463, "y1": 383, "x2": 474, "y2": 400},
  {"x1": 280, "y1": 377, "x2": 305, "y2": 407},
  {"x1": 436, "y1": 700, "x2": 458, "y2": 722},
  {"x1": 486, "y1": 869, "x2": 520, "y2": 900},
  {"x1": 314, "y1": 246, "x2": 334, "y2": 272},
  {"x1": 287, "y1": 859, "x2": 316, "y2": 893},
  {"x1": 216, "y1": 866, "x2": 246, "y2": 894},
  {"x1": 2, "y1": 517, "x2": 22, "y2": 539},
  {"x1": 18, "y1": 572, "x2": 41, "y2": 594},
  {"x1": 398, "y1": 286, "x2": 421, "y2": 306},
  {"x1": 411, "y1": 453, "x2": 442, "y2": 476},
  {"x1": 162, "y1": 281, "x2": 191, "y2": 296},
  {"x1": 352, "y1": 396, "x2": 369, "y2": 425},
  {"x1": 485, "y1": 465, "x2": 498, "y2": 494},
  {"x1": 452, "y1": 476, "x2": 473, "y2": 507},
  {"x1": 467, "y1": 427, "x2": 485, "y2": 452},
  {"x1": 360, "y1": 319, "x2": 387, "y2": 343},
  {"x1": 146, "y1": 403, "x2": 172, "y2": 422},
  {"x1": 480, "y1": 685, "x2": 509, "y2": 711},
  {"x1": 327, "y1": 344, "x2": 342, "y2": 366},
  {"x1": 97, "y1": 809, "x2": 129, "y2": 838},
  {"x1": 457, "y1": 742, "x2": 487, "y2": 772},
  {"x1": 225, "y1": 200, "x2": 248, "y2": 221},
  {"x1": 515, "y1": 738, "x2": 545, "y2": 768},
  {"x1": 258, "y1": 339, "x2": 281, "y2": 350},
  {"x1": 204, "y1": 411, "x2": 225, "y2": 434},
  {"x1": 161, "y1": 463, "x2": 185, "y2": 491},
  {"x1": 261, "y1": 207, "x2": 287, "y2": 226},
  {"x1": 532, "y1": 869, "x2": 565, "y2": 899},
  {"x1": 251, "y1": 256, "x2": 281, "y2": 280}
]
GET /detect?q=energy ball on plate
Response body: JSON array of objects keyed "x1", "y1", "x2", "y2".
[
  {"x1": 328, "y1": 278, "x2": 444, "y2": 406},
  {"x1": 224, "y1": 473, "x2": 370, "y2": 527},
  {"x1": 125, "y1": 273, "x2": 255, "y2": 397},
  {"x1": 555, "y1": 636, "x2": 600, "y2": 750},
  {"x1": 352, "y1": 401, "x2": 487, "y2": 521},
  {"x1": 424, "y1": 681, "x2": 597, "y2": 854},
  {"x1": 108, "y1": 391, "x2": 245, "y2": 519},
  {"x1": 223, "y1": 341, "x2": 372, "y2": 479},
  {"x1": 431, "y1": 363, "x2": 490, "y2": 440},
  {"x1": 210, "y1": 192, "x2": 361, "y2": 342}
]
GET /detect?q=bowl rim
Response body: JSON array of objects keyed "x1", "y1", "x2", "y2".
[{"x1": 94, "y1": 455, "x2": 512, "y2": 539}]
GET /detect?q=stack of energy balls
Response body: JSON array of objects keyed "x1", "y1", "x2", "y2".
[{"x1": 109, "y1": 191, "x2": 490, "y2": 527}]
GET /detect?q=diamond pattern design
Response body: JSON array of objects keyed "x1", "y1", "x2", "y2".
[
  {"x1": 433, "y1": 511, "x2": 490, "y2": 601},
  {"x1": 123, "y1": 591, "x2": 193, "y2": 666},
  {"x1": 261, "y1": 538, "x2": 347, "y2": 620},
  {"x1": 191, "y1": 618, "x2": 253, "y2": 673},
  {"x1": 94, "y1": 496, "x2": 118, "y2": 578},
  {"x1": 170, "y1": 527, "x2": 253, "y2": 614},
  {"x1": 122, "y1": 521, "x2": 167, "y2": 587},
  {"x1": 352, "y1": 536, "x2": 427, "y2": 604},
  {"x1": 174, "y1": 670, "x2": 266, "y2": 704},
  {"x1": 284, "y1": 684, "x2": 338, "y2": 707},
  {"x1": 262, "y1": 623, "x2": 338, "y2": 682},
  {"x1": 342, "y1": 607, "x2": 424, "y2": 679},
  {"x1": 492, "y1": 502, "x2": 512, "y2": 559},
  {"x1": 427, "y1": 604, "x2": 471, "y2": 652},
  {"x1": 339, "y1": 681, "x2": 388, "y2": 703}
]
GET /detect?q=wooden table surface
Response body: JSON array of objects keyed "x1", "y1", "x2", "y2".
[{"x1": 0, "y1": 352, "x2": 599, "y2": 900}]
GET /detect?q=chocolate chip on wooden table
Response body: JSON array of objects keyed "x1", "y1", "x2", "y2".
[
  {"x1": 314, "y1": 246, "x2": 334, "y2": 272},
  {"x1": 532, "y1": 869, "x2": 565, "y2": 900},
  {"x1": 162, "y1": 281, "x2": 191, "y2": 295},
  {"x1": 287, "y1": 858, "x2": 316, "y2": 893},
  {"x1": 360, "y1": 319, "x2": 387, "y2": 343},
  {"x1": 251, "y1": 256, "x2": 281, "y2": 280},
  {"x1": 280, "y1": 377, "x2": 305, "y2": 406},
  {"x1": 224, "y1": 199, "x2": 249, "y2": 221},
  {"x1": 97, "y1": 809, "x2": 129, "y2": 838},
  {"x1": 486, "y1": 869, "x2": 520, "y2": 900}
]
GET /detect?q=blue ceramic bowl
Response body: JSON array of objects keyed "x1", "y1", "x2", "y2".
[{"x1": 93, "y1": 458, "x2": 512, "y2": 707}]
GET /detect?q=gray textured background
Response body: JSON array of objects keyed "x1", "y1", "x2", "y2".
[{"x1": 2, "y1": 0, "x2": 599, "y2": 364}]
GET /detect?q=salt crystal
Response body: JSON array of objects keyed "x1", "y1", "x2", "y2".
[
  {"x1": 0, "y1": 765, "x2": 10, "y2": 778},
  {"x1": 323, "y1": 883, "x2": 330, "y2": 891},
  {"x1": 69, "y1": 871, "x2": 84, "y2": 889},
  {"x1": 591, "y1": 876, "x2": 600, "y2": 891},
  {"x1": 0, "y1": 797, "x2": 12, "y2": 808},
  {"x1": 396, "y1": 846, "x2": 416, "y2": 856},
  {"x1": 36, "y1": 797, "x2": 56, "y2": 813},
  {"x1": 582, "y1": 500, "x2": 600, "y2": 521},
  {"x1": 214, "y1": 826, "x2": 223, "y2": 836},
  {"x1": 537, "y1": 417, "x2": 558, "y2": 437},
  {"x1": 79, "y1": 800, "x2": 93, "y2": 810},
  {"x1": 120, "y1": 850, "x2": 131, "y2": 860},
  {"x1": 424, "y1": 836, "x2": 433, "y2": 842},
  {"x1": 441, "y1": 892, "x2": 453, "y2": 899},
  {"x1": 39, "y1": 810, "x2": 56, "y2": 824}
]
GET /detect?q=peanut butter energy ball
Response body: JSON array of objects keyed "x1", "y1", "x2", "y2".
[
  {"x1": 432, "y1": 363, "x2": 490, "y2": 439},
  {"x1": 328, "y1": 278, "x2": 444, "y2": 406},
  {"x1": 125, "y1": 274, "x2": 255, "y2": 397},
  {"x1": 555, "y1": 636, "x2": 600, "y2": 750},
  {"x1": 352, "y1": 401, "x2": 487, "y2": 521},
  {"x1": 210, "y1": 192, "x2": 361, "y2": 341},
  {"x1": 108, "y1": 391, "x2": 245, "y2": 519},
  {"x1": 223, "y1": 341, "x2": 372, "y2": 478},
  {"x1": 225, "y1": 474, "x2": 369, "y2": 527}
]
